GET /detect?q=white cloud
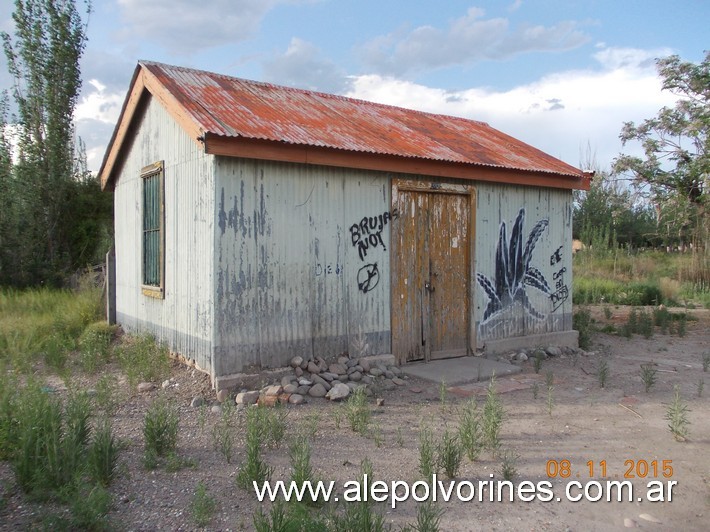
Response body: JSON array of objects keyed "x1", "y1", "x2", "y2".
[
  {"x1": 262, "y1": 38, "x2": 351, "y2": 93},
  {"x1": 347, "y1": 47, "x2": 678, "y2": 170},
  {"x1": 75, "y1": 79, "x2": 124, "y2": 125},
  {"x1": 359, "y1": 7, "x2": 589, "y2": 76},
  {"x1": 115, "y1": 0, "x2": 285, "y2": 53},
  {"x1": 508, "y1": 0, "x2": 523, "y2": 13},
  {"x1": 75, "y1": 79, "x2": 126, "y2": 170}
]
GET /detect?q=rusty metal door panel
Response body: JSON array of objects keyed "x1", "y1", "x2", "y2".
[{"x1": 391, "y1": 181, "x2": 473, "y2": 364}]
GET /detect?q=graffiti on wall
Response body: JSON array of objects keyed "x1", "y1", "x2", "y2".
[
  {"x1": 476, "y1": 208, "x2": 551, "y2": 321},
  {"x1": 315, "y1": 263, "x2": 343, "y2": 276},
  {"x1": 350, "y1": 209, "x2": 398, "y2": 293},
  {"x1": 357, "y1": 263, "x2": 380, "y2": 293},
  {"x1": 349, "y1": 209, "x2": 399, "y2": 261},
  {"x1": 549, "y1": 246, "x2": 569, "y2": 311}
]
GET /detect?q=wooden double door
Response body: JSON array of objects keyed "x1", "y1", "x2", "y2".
[{"x1": 391, "y1": 182, "x2": 474, "y2": 363}]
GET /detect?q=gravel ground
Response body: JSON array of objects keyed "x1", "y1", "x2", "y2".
[{"x1": 1, "y1": 305, "x2": 708, "y2": 531}]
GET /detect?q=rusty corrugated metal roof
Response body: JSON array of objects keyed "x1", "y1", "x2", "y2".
[{"x1": 140, "y1": 61, "x2": 584, "y2": 178}]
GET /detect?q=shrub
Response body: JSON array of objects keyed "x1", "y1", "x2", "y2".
[
  {"x1": 573, "y1": 308, "x2": 593, "y2": 350},
  {"x1": 457, "y1": 398, "x2": 482, "y2": 461},
  {"x1": 143, "y1": 396, "x2": 179, "y2": 460},
  {"x1": 10, "y1": 385, "x2": 93, "y2": 497},
  {"x1": 236, "y1": 406, "x2": 274, "y2": 490},
  {"x1": 88, "y1": 417, "x2": 120, "y2": 487},
  {"x1": 289, "y1": 435, "x2": 324, "y2": 507},
  {"x1": 191, "y1": 482, "x2": 217, "y2": 527},
  {"x1": 78, "y1": 321, "x2": 117, "y2": 373},
  {"x1": 482, "y1": 377, "x2": 505, "y2": 451},
  {"x1": 342, "y1": 387, "x2": 371, "y2": 435},
  {"x1": 418, "y1": 426, "x2": 437, "y2": 480},
  {"x1": 70, "y1": 484, "x2": 112, "y2": 530},
  {"x1": 437, "y1": 430, "x2": 462, "y2": 479},
  {"x1": 666, "y1": 385, "x2": 690, "y2": 442},
  {"x1": 117, "y1": 334, "x2": 170, "y2": 386}
]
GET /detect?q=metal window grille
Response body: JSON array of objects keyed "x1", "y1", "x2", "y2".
[{"x1": 142, "y1": 162, "x2": 164, "y2": 289}]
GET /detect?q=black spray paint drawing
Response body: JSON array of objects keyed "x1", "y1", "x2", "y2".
[
  {"x1": 476, "y1": 208, "x2": 550, "y2": 321},
  {"x1": 357, "y1": 263, "x2": 380, "y2": 293},
  {"x1": 350, "y1": 209, "x2": 399, "y2": 261}
]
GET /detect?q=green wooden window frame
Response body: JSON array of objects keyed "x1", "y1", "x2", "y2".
[{"x1": 141, "y1": 161, "x2": 164, "y2": 298}]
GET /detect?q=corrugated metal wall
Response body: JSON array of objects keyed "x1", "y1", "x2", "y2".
[
  {"x1": 474, "y1": 182, "x2": 573, "y2": 346},
  {"x1": 213, "y1": 159, "x2": 391, "y2": 374},
  {"x1": 112, "y1": 96, "x2": 574, "y2": 377},
  {"x1": 113, "y1": 96, "x2": 215, "y2": 373}
]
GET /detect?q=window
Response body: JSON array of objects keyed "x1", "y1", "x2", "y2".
[{"x1": 142, "y1": 161, "x2": 164, "y2": 297}]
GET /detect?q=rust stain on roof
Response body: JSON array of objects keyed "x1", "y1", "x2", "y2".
[{"x1": 141, "y1": 61, "x2": 584, "y2": 178}]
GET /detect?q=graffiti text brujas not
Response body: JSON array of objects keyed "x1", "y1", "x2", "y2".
[{"x1": 350, "y1": 209, "x2": 399, "y2": 261}]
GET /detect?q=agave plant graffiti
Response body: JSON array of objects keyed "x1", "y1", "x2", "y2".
[{"x1": 477, "y1": 208, "x2": 551, "y2": 321}]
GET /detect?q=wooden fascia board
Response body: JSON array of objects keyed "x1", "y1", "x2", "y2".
[
  {"x1": 99, "y1": 69, "x2": 147, "y2": 190},
  {"x1": 204, "y1": 134, "x2": 591, "y2": 191},
  {"x1": 140, "y1": 67, "x2": 205, "y2": 146},
  {"x1": 100, "y1": 66, "x2": 206, "y2": 191}
]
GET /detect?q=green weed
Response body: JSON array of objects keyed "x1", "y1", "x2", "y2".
[
  {"x1": 212, "y1": 401, "x2": 235, "y2": 463},
  {"x1": 289, "y1": 435, "x2": 324, "y2": 507},
  {"x1": 457, "y1": 398, "x2": 482, "y2": 461},
  {"x1": 438, "y1": 380, "x2": 448, "y2": 411},
  {"x1": 191, "y1": 481, "x2": 217, "y2": 528},
  {"x1": 640, "y1": 364, "x2": 657, "y2": 393},
  {"x1": 437, "y1": 430, "x2": 462, "y2": 479},
  {"x1": 406, "y1": 500, "x2": 444, "y2": 532},
  {"x1": 532, "y1": 349, "x2": 545, "y2": 373},
  {"x1": 88, "y1": 416, "x2": 120, "y2": 487},
  {"x1": 330, "y1": 458, "x2": 388, "y2": 532},
  {"x1": 573, "y1": 308, "x2": 593, "y2": 350},
  {"x1": 666, "y1": 385, "x2": 690, "y2": 442},
  {"x1": 143, "y1": 395, "x2": 179, "y2": 462},
  {"x1": 418, "y1": 426, "x2": 437, "y2": 480},
  {"x1": 545, "y1": 372, "x2": 554, "y2": 417},
  {"x1": 69, "y1": 484, "x2": 112, "y2": 531},
  {"x1": 236, "y1": 406, "x2": 274, "y2": 490},
  {"x1": 482, "y1": 376, "x2": 505, "y2": 450},
  {"x1": 116, "y1": 333, "x2": 170, "y2": 387},
  {"x1": 596, "y1": 359, "x2": 610, "y2": 389},
  {"x1": 342, "y1": 387, "x2": 371, "y2": 435},
  {"x1": 500, "y1": 448, "x2": 520, "y2": 481},
  {"x1": 78, "y1": 321, "x2": 117, "y2": 373}
]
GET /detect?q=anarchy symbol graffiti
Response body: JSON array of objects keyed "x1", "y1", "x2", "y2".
[{"x1": 357, "y1": 263, "x2": 380, "y2": 293}]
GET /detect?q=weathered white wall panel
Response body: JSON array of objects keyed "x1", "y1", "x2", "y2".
[
  {"x1": 474, "y1": 182, "x2": 573, "y2": 347},
  {"x1": 214, "y1": 159, "x2": 390, "y2": 374},
  {"x1": 113, "y1": 96, "x2": 215, "y2": 373}
]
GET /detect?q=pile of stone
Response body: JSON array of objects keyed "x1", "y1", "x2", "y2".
[
  {"x1": 234, "y1": 354, "x2": 407, "y2": 407},
  {"x1": 503, "y1": 345, "x2": 588, "y2": 364}
]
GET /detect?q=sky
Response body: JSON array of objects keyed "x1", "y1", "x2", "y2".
[{"x1": 1, "y1": 0, "x2": 707, "y2": 174}]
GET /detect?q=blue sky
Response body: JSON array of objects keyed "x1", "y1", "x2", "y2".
[{"x1": 1, "y1": 0, "x2": 707, "y2": 173}]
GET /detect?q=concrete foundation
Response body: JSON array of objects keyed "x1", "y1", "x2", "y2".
[{"x1": 484, "y1": 330, "x2": 578, "y2": 357}]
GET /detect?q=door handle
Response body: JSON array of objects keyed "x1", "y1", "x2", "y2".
[{"x1": 425, "y1": 281, "x2": 435, "y2": 293}]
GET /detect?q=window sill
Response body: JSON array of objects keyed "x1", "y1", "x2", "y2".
[{"x1": 142, "y1": 286, "x2": 164, "y2": 299}]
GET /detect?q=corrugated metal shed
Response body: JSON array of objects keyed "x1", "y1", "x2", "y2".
[{"x1": 100, "y1": 61, "x2": 591, "y2": 191}]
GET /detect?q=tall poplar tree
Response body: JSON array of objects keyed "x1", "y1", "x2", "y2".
[{"x1": 1, "y1": 0, "x2": 101, "y2": 286}]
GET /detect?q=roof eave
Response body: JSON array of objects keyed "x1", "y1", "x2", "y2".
[
  {"x1": 203, "y1": 133, "x2": 591, "y2": 191},
  {"x1": 99, "y1": 62, "x2": 206, "y2": 191}
]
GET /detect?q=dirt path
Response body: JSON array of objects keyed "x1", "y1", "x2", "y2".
[{"x1": 1, "y1": 306, "x2": 708, "y2": 531}]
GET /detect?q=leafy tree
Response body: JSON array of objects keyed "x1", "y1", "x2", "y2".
[
  {"x1": 574, "y1": 171, "x2": 656, "y2": 250},
  {"x1": 1, "y1": 0, "x2": 110, "y2": 286},
  {"x1": 613, "y1": 52, "x2": 709, "y2": 254}
]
